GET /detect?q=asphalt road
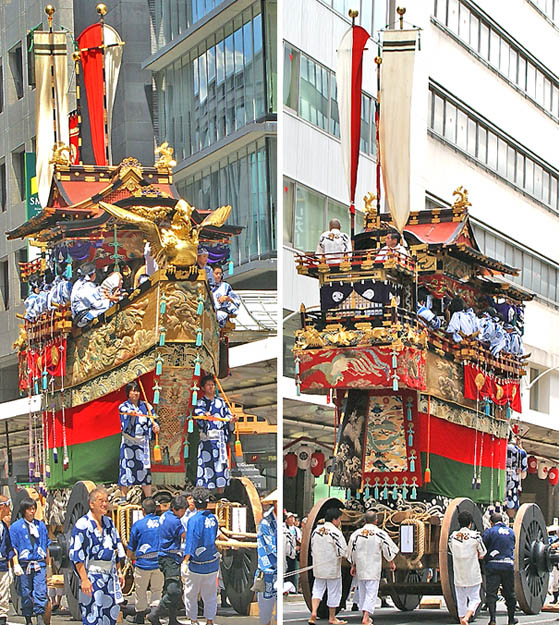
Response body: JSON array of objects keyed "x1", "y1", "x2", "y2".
[
  {"x1": 5, "y1": 605, "x2": 263, "y2": 625},
  {"x1": 282, "y1": 597, "x2": 559, "y2": 625}
]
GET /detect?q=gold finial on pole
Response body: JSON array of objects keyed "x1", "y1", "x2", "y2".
[
  {"x1": 348, "y1": 9, "x2": 359, "y2": 26},
  {"x1": 45, "y1": 4, "x2": 55, "y2": 30},
  {"x1": 96, "y1": 3, "x2": 108, "y2": 18},
  {"x1": 397, "y1": 6, "x2": 406, "y2": 29}
]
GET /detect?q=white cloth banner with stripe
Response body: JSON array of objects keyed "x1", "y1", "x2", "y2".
[
  {"x1": 379, "y1": 29, "x2": 418, "y2": 232},
  {"x1": 34, "y1": 32, "x2": 69, "y2": 208},
  {"x1": 103, "y1": 25, "x2": 123, "y2": 166}
]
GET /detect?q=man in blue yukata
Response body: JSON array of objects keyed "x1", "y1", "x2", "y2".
[
  {"x1": 0, "y1": 496, "x2": 17, "y2": 625},
  {"x1": 126, "y1": 497, "x2": 164, "y2": 624},
  {"x1": 197, "y1": 248, "x2": 215, "y2": 287},
  {"x1": 70, "y1": 262, "x2": 120, "y2": 327},
  {"x1": 212, "y1": 266, "x2": 241, "y2": 327},
  {"x1": 70, "y1": 487, "x2": 126, "y2": 625},
  {"x1": 256, "y1": 490, "x2": 278, "y2": 625},
  {"x1": 9, "y1": 497, "x2": 50, "y2": 625},
  {"x1": 194, "y1": 375, "x2": 237, "y2": 493},
  {"x1": 182, "y1": 487, "x2": 221, "y2": 625},
  {"x1": 148, "y1": 495, "x2": 187, "y2": 625}
]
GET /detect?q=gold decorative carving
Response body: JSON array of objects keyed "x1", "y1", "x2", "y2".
[
  {"x1": 363, "y1": 192, "x2": 379, "y2": 230},
  {"x1": 295, "y1": 327, "x2": 326, "y2": 349},
  {"x1": 164, "y1": 284, "x2": 201, "y2": 339},
  {"x1": 118, "y1": 157, "x2": 143, "y2": 179},
  {"x1": 155, "y1": 142, "x2": 177, "y2": 171},
  {"x1": 452, "y1": 185, "x2": 472, "y2": 210},
  {"x1": 12, "y1": 326, "x2": 27, "y2": 351},
  {"x1": 99, "y1": 199, "x2": 232, "y2": 269},
  {"x1": 50, "y1": 143, "x2": 72, "y2": 167}
]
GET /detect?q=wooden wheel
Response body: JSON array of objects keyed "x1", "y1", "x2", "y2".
[
  {"x1": 220, "y1": 477, "x2": 264, "y2": 615},
  {"x1": 513, "y1": 503, "x2": 550, "y2": 614},
  {"x1": 62, "y1": 481, "x2": 97, "y2": 621},
  {"x1": 389, "y1": 569, "x2": 428, "y2": 611},
  {"x1": 439, "y1": 497, "x2": 484, "y2": 622},
  {"x1": 300, "y1": 497, "x2": 347, "y2": 618}
]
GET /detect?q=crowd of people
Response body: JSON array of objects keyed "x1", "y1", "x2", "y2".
[
  {"x1": 23, "y1": 247, "x2": 241, "y2": 330},
  {"x1": 0, "y1": 487, "x2": 277, "y2": 625},
  {"x1": 417, "y1": 287, "x2": 525, "y2": 358}
]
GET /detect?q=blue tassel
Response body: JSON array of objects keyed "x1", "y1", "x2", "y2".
[
  {"x1": 42, "y1": 370, "x2": 48, "y2": 390},
  {"x1": 408, "y1": 433, "x2": 413, "y2": 447},
  {"x1": 374, "y1": 483, "x2": 379, "y2": 499},
  {"x1": 194, "y1": 356, "x2": 201, "y2": 376},
  {"x1": 485, "y1": 397, "x2": 490, "y2": 416},
  {"x1": 409, "y1": 457, "x2": 415, "y2": 472},
  {"x1": 506, "y1": 402, "x2": 511, "y2": 419},
  {"x1": 192, "y1": 389, "x2": 198, "y2": 405},
  {"x1": 296, "y1": 383, "x2": 301, "y2": 396},
  {"x1": 228, "y1": 260, "x2": 234, "y2": 276},
  {"x1": 153, "y1": 390, "x2": 160, "y2": 404},
  {"x1": 53, "y1": 448, "x2": 58, "y2": 463},
  {"x1": 160, "y1": 298, "x2": 167, "y2": 315},
  {"x1": 406, "y1": 398, "x2": 413, "y2": 421},
  {"x1": 411, "y1": 485, "x2": 417, "y2": 500},
  {"x1": 382, "y1": 483, "x2": 388, "y2": 499},
  {"x1": 392, "y1": 354, "x2": 397, "y2": 368},
  {"x1": 156, "y1": 360, "x2": 163, "y2": 376},
  {"x1": 402, "y1": 484, "x2": 408, "y2": 499},
  {"x1": 184, "y1": 442, "x2": 189, "y2": 459},
  {"x1": 188, "y1": 418, "x2": 194, "y2": 433},
  {"x1": 159, "y1": 329, "x2": 166, "y2": 347},
  {"x1": 392, "y1": 376, "x2": 398, "y2": 391},
  {"x1": 45, "y1": 464, "x2": 50, "y2": 478},
  {"x1": 34, "y1": 381, "x2": 39, "y2": 395},
  {"x1": 471, "y1": 476, "x2": 476, "y2": 489},
  {"x1": 295, "y1": 357, "x2": 300, "y2": 374},
  {"x1": 197, "y1": 296, "x2": 204, "y2": 316},
  {"x1": 196, "y1": 328, "x2": 202, "y2": 347},
  {"x1": 392, "y1": 483, "x2": 398, "y2": 499}
]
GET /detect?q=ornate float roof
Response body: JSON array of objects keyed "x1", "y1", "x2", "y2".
[{"x1": 7, "y1": 157, "x2": 242, "y2": 243}]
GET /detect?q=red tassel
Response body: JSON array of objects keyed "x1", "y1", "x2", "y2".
[{"x1": 424, "y1": 467, "x2": 431, "y2": 483}]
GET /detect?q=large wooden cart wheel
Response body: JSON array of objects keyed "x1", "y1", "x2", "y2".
[
  {"x1": 439, "y1": 497, "x2": 484, "y2": 622},
  {"x1": 389, "y1": 569, "x2": 428, "y2": 611},
  {"x1": 220, "y1": 477, "x2": 263, "y2": 615},
  {"x1": 62, "y1": 481, "x2": 97, "y2": 621},
  {"x1": 513, "y1": 503, "x2": 551, "y2": 614},
  {"x1": 300, "y1": 497, "x2": 348, "y2": 618}
]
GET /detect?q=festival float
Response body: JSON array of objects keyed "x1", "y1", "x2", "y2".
[
  {"x1": 6, "y1": 4, "x2": 268, "y2": 618},
  {"x1": 293, "y1": 9, "x2": 557, "y2": 622}
]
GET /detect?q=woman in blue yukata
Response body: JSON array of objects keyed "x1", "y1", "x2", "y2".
[
  {"x1": 212, "y1": 266, "x2": 241, "y2": 327},
  {"x1": 70, "y1": 487, "x2": 126, "y2": 625},
  {"x1": 256, "y1": 490, "x2": 278, "y2": 625},
  {"x1": 118, "y1": 381, "x2": 160, "y2": 499},
  {"x1": 193, "y1": 374, "x2": 237, "y2": 493}
]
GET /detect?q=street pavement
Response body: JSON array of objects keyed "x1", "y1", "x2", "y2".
[
  {"x1": 282, "y1": 596, "x2": 559, "y2": 625},
  {"x1": 5, "y1": 605, "x2": 262, "y2": 625}
]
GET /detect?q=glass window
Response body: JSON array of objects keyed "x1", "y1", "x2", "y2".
[
  {"x1": 525, "y1": 159, "x2": 534, "y2": 194},
  {"x1": 433, "y1": 93, "x2": 444, "y2": 134},
  {"x1": 434, "y1": 0, "x2": 447, "y2": 22},
  {"x1": 469, "y1": 14, "x2": 479, "y2": 51},
  {"x1": 283, "y1": 179, "x2": 294, "y2": 244},
  {"x1": 444, "y1": 101, "x2": 456, "y2": 142},
  {"x1": 508, "y1": 48, "x2": 517, "y2": 83},
  {"x1": 515, "y1": 152, "x2": 525, "y2": 187},
  {"x1": 477, "y1": 126, "x2": 487, "y2": 162},
  {"x1": 479, "y1": 23, "x2": 489, "y2": 59},
  {"x1": 284, "y1": 45, "x2": 299, "y2": 109},
  {"x1": 8, "y1": 43, "x2": 24, "y2": 100},
  {"x1": 527, "y1": 63, "x2": 536, "y2": 99},
  {"x1": 535, "y1": 70, "x2": 544, "y2": 106},
  {"x1": 360, "y1": 95, "x2": 370, "y2": 153},
  {"x1": 506, "y1": 146, "x2": 516, "y2": 182},
  {"x1": 542, "y1": 170, "x2": 550, "y2": 205},
  {"x1": 458, "y1": 3, "x2": 470, "y2": 40},
  {"x1": 551, "y1": 176, "x2": 558, "y2": 210},
  {"x1": 467, "y1": 118, "x2": 477, "y2": 156},
  {"x1": 299, "y1": 56, "x2": 329, "y2": 131},
  {"x1": 294, "y1": 184, "x2": 325, "y2": 251},
  {"x1": 534, "y1": 164, "x2": 543, "y2": 200},
  {"x1": 330, "y1": 78, "x2": 340, "y2": 137},
  {"x1": 447, "y1": 0, "x2": 459, "y2": 33},
  {"x1": 517, "y1": 56, "x2": 526, "y2": 90},
  {"x1": 497, "y1": 138, "x2": 507, "y2": 176},
  {"x1": 487, "y1": 131, "x2": 497, "y2": 170},
  {"x1": 489, "y1": 31, "x2": 500, "y2": 67},
  {"x1": 456, "y1": 110, "x2": 468, "y2": 150},
  {"x1": 499, "y1": 38, "x2": 509, "y2": 76}
]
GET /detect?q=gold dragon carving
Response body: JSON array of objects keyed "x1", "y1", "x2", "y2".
[{"x1": 452, "y1": 185, "x2": 472, "y2": 210}]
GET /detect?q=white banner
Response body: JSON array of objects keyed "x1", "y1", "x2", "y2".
[
  {"x1": 103, "y1": 24, "x2": 123, "y2": 166},
  {"x1": 379, "y1": 29, "x2": 418, "y2": 232},
  {"x1": 34, "y1": 32, "x2": 69, "y2": 208}
]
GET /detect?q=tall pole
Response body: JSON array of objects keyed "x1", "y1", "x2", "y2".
[
  {"x1": 96, "y1": 3, "x2": 110, "y2": 165},
  {"x1": 348, "y1": 9, "x2": 359, "y2": 246},
  {"x1": 375, "y1": 51, "x2": 381, "y2": 215}
]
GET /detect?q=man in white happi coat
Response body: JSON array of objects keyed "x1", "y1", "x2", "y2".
[
  {"x1": 316, "y1": 220, "x2": 352, "y2": 264},
  {"x1": 449, "y1": 510, "x2": 487, "y2": 625},
  {"x1": 346, "y1": 511, "x2": 398, "y2": 625},
  {"x1": 309, "y1": 508, "x2": 347, "y2": 625}
]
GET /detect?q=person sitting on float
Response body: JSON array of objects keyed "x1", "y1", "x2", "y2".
[
  {"x1": 70, "y1": 262, "x2": 121, "y2": 328},
  {"x1": 212, "y1": 265, "x2": 240, "y2": 327},
  {"x1": 197, "y1": 248, "x2": 215, "y2": 287},
  {"x1": 504, "y1": 321, "x2": 523, "y2": 357},
  {"x1": 489, "y1": 312, "x2": 508, "y2": 357},
  {"x1": 375, "y1": 230, "x2": 409, "y2": 262},
  {"x1": 446, "y1": 296, "x2": 479, "y2": 342},
  {"x1": 47, "y1": 265, "x2": 72, "y2": 310},
  {"x1": 417, "y1": 286, "x2": 443, "y2": 330},
  {"x1": 24, "y1": 281, "x2": 42, "y2": 322}
]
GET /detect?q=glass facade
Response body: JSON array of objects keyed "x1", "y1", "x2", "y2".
[
  {"x1": 284, "y1": 177, "x2": 363, "y2": 251},
  {"x1": 433, "y1": 0, "x2": 559, "y2": 117},
  {"x1": 284, "y1": 44, "x2": 377, "y2": 156},
  {"x1": 428, "y1": 82, "x2": 559, "y2": 211},
  {"x1": 176, "y1": 138, "x2": 276, "y2": 266},
  {"x1": 526, "y1": 0, "x2": 557, "y2": 22},
  {"x1": 153, "y1": 0, "x2": 229, "y2": 49},
  {"x1": 155, "y1": 3, "x2": 268, "y2": 161}
]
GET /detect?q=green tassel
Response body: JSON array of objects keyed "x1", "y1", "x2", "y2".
[
  {"x1": 159, "y1": 328, "x2": 166, "y2": 346},
  {"x1": 194, "y1": 355, "x2": 201, "y2": 376},
  {"x1": 192, "y1": 388, "x2": 198, "y2": 405},
  {"x1": 184, "y1": 442, "x2": 189, "y2": 459},
  {"x1": 228, "y1": 260, "x2": 234, "y2": 276},
  {"x1": 156, "y1": 361, "x2": 162, "y2": 376},
  {"x1": 153, "y1": 390, "x2": 160, "y2": 404},
  {"x1": 197, "y1": 296, "x2": 204, "y2": 315},
  {"x1": 188, "y1": 418, "x2": 194, "y2": 433},
  {"x1": 196, "y1": 328, "x2": 202, "y2": 347}
]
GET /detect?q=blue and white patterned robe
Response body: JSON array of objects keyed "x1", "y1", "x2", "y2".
[
  {"x1": 69, "y1": 511, "x2": 125, "y2": 625},
  {"x1": 70, "y1": 277, "x2": 111, "y2": 327},
  {"x1": 212, "y1": 281, "x2": 241, "y2": 327},
  {"x1": 257, "y1": 508, "x2": 277, "y2": 600},
  {"x1": 118, "y1": 400, "x2": 154, "y2": 487},
  {"x1": 194, "y1": 396, "x2": 234, "y2": 489},
  {"x1": 47, "y1": 276, "x2": 72, "y2": 310}
]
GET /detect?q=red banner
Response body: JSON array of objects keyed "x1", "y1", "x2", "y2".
[
  {"x1": 464, "y1": 364, "x2": 521, "y2": 412},
  {"x1": 69, "y1": 110, "x2": 80, "y2": 164},
  {"x1": 298, "y1": 346, "x2": 426, "y2": 392},
  {"x1": 20, "y1": 339, "x2": 67, "y2": 390},
  {"x1": 77, "y1": 24, "x2": 106, "y2": 165}
]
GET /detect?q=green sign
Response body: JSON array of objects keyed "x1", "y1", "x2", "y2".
[{"x1": 25, "y1": 152, "x2": 41, "y2": 220}]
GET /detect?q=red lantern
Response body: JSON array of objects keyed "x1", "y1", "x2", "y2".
[
  {"x1": 527, "y1": 456, "x2": 538, "y2": 474},
  {"x1": 284, "y1": 452, "x2": 298, "y2": 478},
  {"x1": 310, "y1": 451, "x2": 325, "y2": 477},
  {"x1": 548, "y1": 466, "x2": 559, "y2": 486}
]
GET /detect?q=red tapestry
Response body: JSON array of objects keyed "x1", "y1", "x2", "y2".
[
  {"x1": 77, "y1": 24, "x2": 106, "y2": 166},
  {"x1": 21, "y1": 340, "x2": 67, "y2": 390},
  {"x1": 298, "y1": 346, "x2": 426, "y2": 392},
  {"x1": 464, "y1": 364, "x2": 522, "y2": 413}
]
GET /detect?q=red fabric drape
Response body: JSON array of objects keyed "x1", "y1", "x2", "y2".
[
  {"x1": 464, "y1": 364, "x2": 522, "y2": 412},
  {"x1": 69, "y1": 110, "x2": 80, "y2": 164},
  {"x1": 77, "y1": 24, "x2": 106, "y2": 165}
]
